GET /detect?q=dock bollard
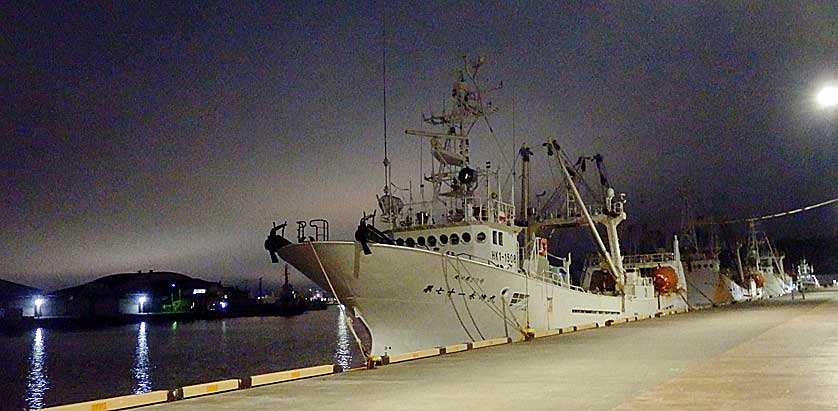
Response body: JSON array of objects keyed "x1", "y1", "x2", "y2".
[{"x1": 523, "y1": 328, "x2": 536, "y2": 341}]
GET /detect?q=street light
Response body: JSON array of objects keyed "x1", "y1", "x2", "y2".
[
  {"x1": 816, "y1": 85, "x2": 838, "y2": 108},
  {"x1": 138, "y1": 295, "x2": 148, "y2": 314},
  {"x1": 34, "y1": 297, "x2": 45, "y2": 318}
]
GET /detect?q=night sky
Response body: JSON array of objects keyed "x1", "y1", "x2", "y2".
[{"x1": 3, "y1": 2, "x2": 836, "y2": 290}]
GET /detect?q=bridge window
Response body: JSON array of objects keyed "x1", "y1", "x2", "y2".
[
  {"x1": 492, "y1": 231, "x2": 497, "y2": 245},
  {"x1": 476, "y1": 232, "x2": 486, "y2": 243},
  {"x1": 427, "y1": 236, "x2": 437, "y2": 247},
  {"x1": 405, "y1": 238, "x2": 415, "y2": 247},
  {"x1": 498, "y1": 232, "x2": 503, "y2": 246},
  {"x1": 450, "y1": 233, "x2": 459, "y2": 245},
  {"x1": 417, "y1": 237, "x2": 426, "y2": 246},
  {"x1": 440, "y1": 234, "x2": 449, "y2": 245},
  {"x1": 462, "y1": 232, "x2": 471, "y2": 243}
]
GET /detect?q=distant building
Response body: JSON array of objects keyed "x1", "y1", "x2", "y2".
[
  {"x1": 37, "y1": 271, "x2": 230, "y2": 318},
  {"x1": 0, "y1": 279, "x2": 42, "y2": 320}
]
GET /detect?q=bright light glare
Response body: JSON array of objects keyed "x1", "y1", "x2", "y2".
[
  {"x1": 137, "y1": 296, "x2": 148, "y2": 304},
  {"x1": 219, "y1": 301, "x2": 228, "y2": 309},
  {"x1": 816, "y1": 85, "x2": 838, "y2": 108},
  {"x1": 34, "y1": 298, "x2": 45, "y2": 308}
]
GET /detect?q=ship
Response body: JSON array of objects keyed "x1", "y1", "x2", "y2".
[
  {"x1": 264, "y1": 57, "x2": 689, "y2": 358},
  {"x1": 741, "y1": 221, "x2": 793, "y2": 297},
  {"x1": 679, "y1": 210, "x2": 758, "y2": 306},
  {"x1": 795, "y1": 258, "x2": 820, "y2": 291},
  {"x1": 676, "y1": 195, "x2": 837, "y2": 305}
]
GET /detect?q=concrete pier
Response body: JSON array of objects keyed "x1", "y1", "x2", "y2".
[{"x1": 136, "y1": 291, "x2": 838, "y2": 411}]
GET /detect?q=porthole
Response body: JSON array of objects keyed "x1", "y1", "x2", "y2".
[
  {"x1": 417, "y1": 237, "x2": 426, "y2": 246},
  {"x1": 396, "y1": 238, "x2": 405, "y2": 246},
  {"x1": 450, "y1": 233, "x2": 460, "y2": 245},
  {"x1": 440, "y1": 234, "x2": 449, "y2": 244},
  {"x1": 427, "y1": 236, "x2": 437, "y2": 247},
  {"x1": 406, "y1": 238, "x2": 416, "y2": 247},
  {"x1": 462, "y1": 232, "x2": 471, "y2": 243},
  {"x1": 476, "y1": 232, "x2": 486, "y2": 243}
]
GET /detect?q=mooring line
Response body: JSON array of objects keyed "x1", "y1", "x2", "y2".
[{"x1": 309, "y1": 242, "x2": 370, "y2": 358}]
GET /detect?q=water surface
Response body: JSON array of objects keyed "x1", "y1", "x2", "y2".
[{"x1": 0, "y1": 306, "x2": 365, "y2": 410}]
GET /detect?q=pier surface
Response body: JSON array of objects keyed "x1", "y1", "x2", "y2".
[{"x1": 137, "y1": 291, "x2": 838, "y2": 411}]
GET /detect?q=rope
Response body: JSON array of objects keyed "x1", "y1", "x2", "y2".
[
  {"x1": 718, "y1": 197, "x2": 838, "y2": 224},
  {"x1": 450, "y1": 256, "x2": 526, "y2": 335},
  {"x1": 676, "y1": 289, "x2": 691, "y2": 309},
  {"x1": 308, "y1": 242, "x2": 369, "y2": 358},
  {"x1": 440, "y1": 253, "x2": 475, "y2": 341},
  {"x1": 448, "y1": 258, "x2": 485, "y2": 340}
]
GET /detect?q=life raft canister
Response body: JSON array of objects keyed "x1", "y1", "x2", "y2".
[{"x1": 653, "y1": 266, "x2": 678, "y2": 295}]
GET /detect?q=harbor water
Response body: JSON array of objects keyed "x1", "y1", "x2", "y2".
[{"x1": 0, "y1": 306, "x2": 365, "y2": 410}]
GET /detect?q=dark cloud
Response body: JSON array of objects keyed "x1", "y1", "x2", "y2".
[{"x1": 2, "y1": 1, "x2": 836, "y2": 289}]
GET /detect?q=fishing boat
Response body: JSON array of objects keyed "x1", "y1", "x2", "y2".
[
  {"x1": 679, "y1": 214, "x2": 757, "y2": 305},
  {"x1": 676, "y1": 197, "x2": 838, "y2": 304},
  {"x1": 264, "y1": 57, "x2": 689, "y2": 358},
  {"x1": 741, "y1": 222, "x2": 793, "y2": 297},
  {"x1": 795, "y1": 258, "x2": 820, "y2": 291}
]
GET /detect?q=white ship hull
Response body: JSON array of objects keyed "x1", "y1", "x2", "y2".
[
  {"x1": 761, "y1": 271, "x2": 788, "y2": 297},
  {"x1": 685, "y1": 267, "x2": 752, "y2": 305},
  {"x1": 279, "y1": 241, "x2": 688, "y2": 356}
]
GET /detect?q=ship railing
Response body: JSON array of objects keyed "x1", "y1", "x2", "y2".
[
  {"x1": 464, "y1": 196, "x2": 515, "y2": 225},
  {"x1": 635, "y1": 276, "x2": 654, "y2": 287},
  {"x1": 529, "y1": 270, "x2": 590, "y2": 293},
  {"x1": 393, "y1": 196, "x2": 516, "y2": 227},
  {"x1": 295, "y1": 219, "x2": 330, "y2": 242},
  {"x1": 391, "y1": 200, "x2": 436, "y2": 227},
  {"x1": 565, "y1": 202, "x2": 610, "y2": 219},
  {"x1": 620, "y1": 253, "x2": 677, "y2": 265},
  {"x1": 685, "y1": 251, "x2": 717, "y2": 261},
  {"x1": 451, "y1": 252, "x2": 503, "y2": 268}
]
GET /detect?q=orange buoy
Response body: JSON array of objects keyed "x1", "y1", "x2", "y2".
[
  {"x1": 653, "y1": 266, "x2": 678, "y2": 295},
  {"x1": 749, "y1": 271, "x2": 765, "y2": 288}
]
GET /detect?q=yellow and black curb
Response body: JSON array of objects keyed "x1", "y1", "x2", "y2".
[
  {"x1": 40, "y1": 364, "x2": 341, "y2": 411},
  {"x1": 40, "y1": 306, "x2": 701, "y2": 411}
]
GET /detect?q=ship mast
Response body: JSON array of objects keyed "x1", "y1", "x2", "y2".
[
  {"x1": 380, "y1": 10, "x2": 394, "y2": 230},
  {"x1": 519, "y1": 144, "x2": 533, "y2": 256}
]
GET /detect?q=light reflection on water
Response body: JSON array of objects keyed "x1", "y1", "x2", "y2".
[
  {"x1": 335, "y1": 305, "x2": 352, "y2": 371},
  {"x1": 133, "y1": 322, "x2": 151, "y2": 394},
  {"x1": 6, "y1": 308, "x2": 367, "y2": 408},
  {"x1": 26, "y1": 327, "x2": 48, "y2": 410}
]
